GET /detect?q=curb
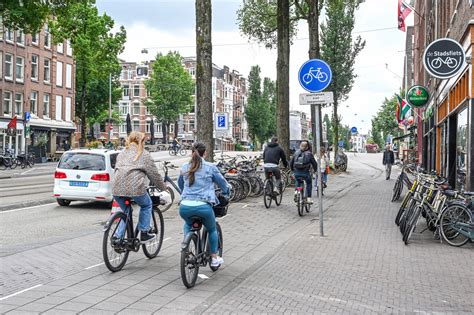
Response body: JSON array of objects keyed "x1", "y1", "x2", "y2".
[{"x1": 0, "y1": 198, "x2": 55, "y2": 212}]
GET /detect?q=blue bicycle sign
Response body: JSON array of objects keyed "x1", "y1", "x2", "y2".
[{"x1": 298, "y1": 59, "x2": 332, "y2": 93}]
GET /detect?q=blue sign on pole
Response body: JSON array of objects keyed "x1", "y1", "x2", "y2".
[
  {"x1": 338, "y1": 140, "x2": 344, "y2": 148},
  {"x1": 298, "y1": 59, "x2": 332, "y2": 93},
  {"x1": 351, "y1": 126, "x2": 357, "y2": 133},
  {"x1": 215, "y1": 112, "x2": 228, "y2": 130},
  {"x1": 25, "y1": 111, "x2": 30, "y2": 123}
]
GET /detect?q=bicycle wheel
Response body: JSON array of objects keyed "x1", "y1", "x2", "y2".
[
  {"x1": 395, "y1": 191, "x2": 413, "y2": 226},
  {"x1": 0, "y1": 159, "x2": 6, "y2": 170},
  {"x1": 180, "y1": 233, "x2": 199, "y2": 288},
  {"x1": 210, "y1": 223, "x2": 223, "y2": 272},
  {"x1": 159, "y1": 186, "x2": 175, "y2": 212},
  {"x1": 403, "y1": 205, "x2": 421, "y2": 245},
  {"x1": 280, "y1": 172, "x2": 288, "y2": 192},
  {"x1": 9, "y1": 158, "x2": 18, "y2": 169},
  {"x1": 263, "y1": 179, "x2": 273, "y2": 208},
  {"x1": 102, "y1": 212, "x2": 132, "y2": 272},
  {"x1": 179, "y1": 149, "x2": 186, "y2": 156},
  {"x1": 400, "y1": 199, "x2": 417, "y2": 234},
  {"x1": 297, "y1": 191, "x2": 304, "y2": 217},
  {"x1": 241, "y1": 177, "x2": 252, "y2": 199},
  {"x1": 275, "y1": 183, "x2": 283, "y2": 206},
  {"x1": 391, "y1": 177, "x2": 402, "y2": 202},
  {"x1": 440, "y1": 204, "x2": 472, "y2": 247},
  {"x1": 142, "y1": 208, "x2": 164, "y2": 258},
  {"x1": 169, "y1": 149, "x2": 176, "y2": 156}
]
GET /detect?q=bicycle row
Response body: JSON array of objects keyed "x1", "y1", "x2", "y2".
[
  {"x1": 392, "y1": 164, "x2": 473, "y2": 247},
  {"x1": 0, "y1": 150, "x2": 36, "y2": 170}
]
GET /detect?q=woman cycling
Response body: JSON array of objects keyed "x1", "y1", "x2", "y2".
[
  {"x1": 112, "y1": 131, "x2": 168, "y2": 243},
  {"x1": 178, "y1": 142, "x2": 230, "y2": 268}
]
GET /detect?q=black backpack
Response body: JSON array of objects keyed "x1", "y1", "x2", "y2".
[{"x1": 294, "y1": 151, "x2": 308, "y2": 169}]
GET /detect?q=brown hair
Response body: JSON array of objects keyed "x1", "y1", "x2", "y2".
[
  {"x1": 188, "y1": 142, "x2": 206, "y2": 186},
  {"x1": 125, "y1": 131, "x2": 145, "y2": 161}
]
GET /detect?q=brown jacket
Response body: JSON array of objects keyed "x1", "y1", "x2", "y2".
[{"x1": 112, "y1": 145, "x2": 167, "y2": 196}]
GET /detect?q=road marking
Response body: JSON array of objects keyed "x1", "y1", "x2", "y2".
[
  {"x1": 163, "y1": 237, "x2": 172, "y2": 242},
  {"x1": 198, "y1": 274, "x2": 209, "y2": 279},
  {"x1": 20, "y1": 168, "x2": 35, "y2": 175},
  {"x1": 0, "y1": 284, "x2": 43, "y2": 301},
  {"x1": 0, "y1": 203, "x2": 56, "y2": 214},
  {"x1": 242, "y1": 204, "x2": 249, "y2": 208}
]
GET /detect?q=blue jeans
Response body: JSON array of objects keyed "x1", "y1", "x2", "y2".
[
  {"x1": 294, "y1": 172, "x2": 312, "y2": 197},
  {"x1": 113, "y1": 193, "x2": 153, "y2": 236},
  {"x1": 179, "y1": 203, "x2": 218, "y2": 254}
]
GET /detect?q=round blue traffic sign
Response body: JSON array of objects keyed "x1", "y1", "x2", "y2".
[
  {"x1": 351, "y1": 126, "x2": 357, "y2": 133},
  {"x1": 298, "y1": 59, "x2": 332, "y2": 93}
]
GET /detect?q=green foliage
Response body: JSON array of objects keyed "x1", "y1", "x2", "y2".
[
  {"x1": 0, "y1": 0, "x2": 90, "y2": 33},
  {"x1": 145, "y1": 52, "x2": 195, "y2": 125},
  {"x1": 86, "y1": 140, "x2": 102, "y2": 149},
  {"x1": 235, "y1": 143, "x2": 244, "y2": 151},
  {"x1": 371, "y1": 94, "x2": 402, "y2": 148},
  {"x1": 245, "y1": 66, "x2": 275, "y2": 145},
  {"x1": 323, "y1": 113, "x2": 333, "y2": 146}
]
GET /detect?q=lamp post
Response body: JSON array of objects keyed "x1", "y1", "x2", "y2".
[{"x1": 108, "y1": 73, "x2": 112, "y2": 142}]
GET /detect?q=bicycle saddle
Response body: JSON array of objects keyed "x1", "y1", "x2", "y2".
[
  {"x1": 441, "y1": 190, "x2": 456, "y2": 198},
  {"x1": 190, "y1": 216, "x2": 203, "y2": 229}
]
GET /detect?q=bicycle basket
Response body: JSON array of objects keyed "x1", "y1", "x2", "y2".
[
  {"x1": 213, "y1": 194, "x2": 229, "y2": 217},
  {"x1": 147, "y1": 187, "x2": 161, "y2": 207}
]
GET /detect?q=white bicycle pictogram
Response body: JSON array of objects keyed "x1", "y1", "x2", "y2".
[
  {"x1": 302, "y1": 67, "x2": 329, "y2": 85},
  {"x1": 430, "y1": 56, "x2": 458, "y2": 69}
]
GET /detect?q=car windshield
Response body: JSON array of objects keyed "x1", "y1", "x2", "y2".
[{"x1": 58, "y1": 153, "x2": 106, "y2": 171}]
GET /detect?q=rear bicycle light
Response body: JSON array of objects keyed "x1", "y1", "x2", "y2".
[
  {"x1": 54, "y1": 171, "x2": 67, "y2": 179},
  {"x1": 296, "y1": 187, "x2": 303, "y2": 191},
  {"x1": 91, "y1": 173, "x2": 110, "y2": 181}
]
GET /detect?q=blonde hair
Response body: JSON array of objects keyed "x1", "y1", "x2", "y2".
[{"x1": 125, "y1": 131, "x2": 145, "y2": 161}]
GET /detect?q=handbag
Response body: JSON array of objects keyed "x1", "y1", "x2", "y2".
[{"x1": 326, "y1": 165, "x2": 330, "y2": 174}]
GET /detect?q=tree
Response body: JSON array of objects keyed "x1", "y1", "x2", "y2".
[
  {"x1": 323, "y1": 113, "x2": 333, "y2": 146},
  {"x1": 262, "y1": 77, "x2": 277, "y2": 139},
  {"x1": 372, "y1": 94, "x2": 403, "y2": 147},
  {"x1": 196, "y1": 0, "x2": 214, "y2": 161},
  {"x1": 145, "y1": 52, "x2": 195, "y2": 143},
  {"x1": 50, "y1": 2, "x2": 126, "y2": 146},
  {"x1": 320, "y1": 0, "x2": 365, "y2": 160},
  {"x1": 0, "y1": 0, "x2": 88, "y2": 33}
]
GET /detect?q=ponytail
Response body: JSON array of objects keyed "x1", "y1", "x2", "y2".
[{"x1": 188, "y1": 142, "x2": 206, "y2": 186}]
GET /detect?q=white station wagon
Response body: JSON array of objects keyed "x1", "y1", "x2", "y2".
[{"x1": 53, "y1": 149, "x2": 120, "y2": 206}]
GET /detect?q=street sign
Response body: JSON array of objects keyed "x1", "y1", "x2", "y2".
[
  {"x1": 351, "y1": 126, "x2": 358, "y2": 133},
  {"x1": 338, "y1": 140, "x2": 344, "y2": 148},
  {"x1": 299, "y1": 92, "x2": 334, "y2": 105},
  {"x1": 215, "y1": 112, "x2": 228, "y2": 130},
  {"x1": 406, "y1": 85, "x2": 430, "y2": 108},
  {"x1": 298, "y1": 59, "x2": 332, "y2": 93},
  {"x1": 24, "y1": 111, "x2": 30, "y2": 123},
  {"x1": 423, "y1": 38, "x2": 465, "y2": 79}
]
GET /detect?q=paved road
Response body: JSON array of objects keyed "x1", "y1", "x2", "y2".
[{"x1": 1, "y1": 153, "x2": 472, "y2": 314}]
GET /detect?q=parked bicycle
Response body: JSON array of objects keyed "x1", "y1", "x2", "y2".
[
  {"x1": 16, "y1": 152, "x2": 35, "y2": 169},
  {"x1": 156, "y1": 161, "x2": 181, "y2": 212},
  {"x1": 0, "y1": 150, "x2": 18, "y2": 170},
  {"x1": 102, "y1": 186, "x2": 165, "y2": 272}
]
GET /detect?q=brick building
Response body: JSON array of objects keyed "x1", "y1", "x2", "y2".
[
  {"x1": 410, "y1": 0, "x2": 474, "y2": 190},
  {"x1": 0, "y1": 23, "x2": 75, "y2": 159}
]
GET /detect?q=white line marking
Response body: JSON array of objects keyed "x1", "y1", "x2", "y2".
[
  {"x1": 20, "y1": 168, "x2": 35, "y2": 175},
  {"x1": 0, "y1": 203, "x2": 56, "y2": 214},
  {"x1": 242, "y1": 204, "x2": 248, "y2": 208},
  {"x1": 163, "y1": 237, "x2": 172, "y2": 242},
  {"x1": 84, "y1": 262, "x2": 105, "y2": 270},
  {"x1": 0, "y1": 284, "x2": 43, "y2": 301},
  {"x1": 198, "y1": 274, "x2": 209, "y2": 279}
]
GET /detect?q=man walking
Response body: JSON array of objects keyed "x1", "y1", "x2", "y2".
[{"x1": 383, "y1": 144, "x2": 395, "y2": 180}]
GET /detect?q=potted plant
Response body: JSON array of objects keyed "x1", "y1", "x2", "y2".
[{"x1": 35, "y1": 134, "x2": 48, "y2": 163}]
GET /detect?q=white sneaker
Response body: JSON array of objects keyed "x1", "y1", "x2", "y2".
[
  {"x1": 306, "y1": 198, "x2": 313, "y2": 204},
  {"x1": 210, "y1": 256, "x2": 224, "y2": 267}
]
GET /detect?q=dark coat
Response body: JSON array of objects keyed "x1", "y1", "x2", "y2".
[
  {"x1": 290, "y1": 149, "x2": 318, "y2": 172},
  {"x1": 263, "y1": 142, "x2": 288, "y2": 168},
  {"x1": 383, "y1": 150, "x2": 395, "y2": 165}
]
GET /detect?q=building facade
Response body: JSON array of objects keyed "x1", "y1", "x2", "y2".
[
  {"x1": 0, "y1": 23, "x2": 75, "y2": 158},
  {"x1": 411, "y1": 0, "x2": 474, "y2": 190}
]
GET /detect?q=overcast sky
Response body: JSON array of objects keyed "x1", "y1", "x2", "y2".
[{"x1": 96, "y1": 0, "x2": 413, "y2": 134}]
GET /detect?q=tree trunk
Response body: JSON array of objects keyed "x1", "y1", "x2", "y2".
[
  {"x1": 162, "y1": 122, "x2": 167, "y2": 144},
  {"x1": 276, "y1": 0, "x2": 290, "y2": 156},
  {"x1": 333, "y1": 98, "x2": 339, "y2": 161},
  {"x1": 79, "y1": 80, "x2": 87, "y2": 147},
  {"x1": 174, "y1": 120, "x2": 179, "y2": 138},
  {"x1": 196, "y1": 0, "x2": 214, "y2": 161}
]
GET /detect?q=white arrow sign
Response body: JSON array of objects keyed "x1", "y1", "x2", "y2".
[{"x1": 299, "y1": 92, "x2": 334, "y2": 105}]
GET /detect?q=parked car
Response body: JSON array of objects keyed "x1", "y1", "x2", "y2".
[{"x1": 53, "y1": 149, "x2": 120, "y2": 206}]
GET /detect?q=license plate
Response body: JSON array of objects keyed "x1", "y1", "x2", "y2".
[{"x1": 69, "y1": 181, "x2": 88, "y2": 187}]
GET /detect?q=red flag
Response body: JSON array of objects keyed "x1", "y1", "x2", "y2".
[
  {"x1": 398, "y1": 0, "x2": 412, "y2": 32},
  {"x1": 7, "y1": 116, "x2": 17, "y2": 129}
]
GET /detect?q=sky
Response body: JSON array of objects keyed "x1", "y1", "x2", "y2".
[{"x1": 96, "y1": 0, "x2": 414, "y2": 135}]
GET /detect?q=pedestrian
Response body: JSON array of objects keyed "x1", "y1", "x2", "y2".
[
  {"x1": 290, "y1": 140, "x2": 318, "y2": 204},
  {"x1": 382, "y1": 144, "x2": 395, "y2": 180},
  {"x1": 319, "y1": 147, "x2": 329, "y2": 188},
  {"x1": 112, "y1": 131, "x2": 169, "y2": 243},
  {"x1": 178, "y1": 142, "x2": 230, "y2": 268},
  {"x1": 263, "y1": 137, "x2": 288, "y2": 195},
  {"x1": 63, "y1": 140, "x2": 71, "y2": 151}
]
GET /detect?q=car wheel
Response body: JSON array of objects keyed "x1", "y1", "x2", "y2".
[{"x1": 57, "y1": 199, "x2": 71, "y2": 206}]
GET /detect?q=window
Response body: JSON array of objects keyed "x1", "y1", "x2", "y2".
[
  {"x1": 123, "y1": 84, "x2": 129, "y2": 97},
  {"x1": 66, "y1": 40, "x2": 72, "y2": 56},
  {"x1": 5, "y1": 54, "x2": 13, "y2": 80},
  {"x1": 65, "y1": 97, "x2": 72, "y2": 121},
  {"x1": 5, "y1": 29, "x2": 13, "y2": 42},
  {"x1": 66, "y1": 64, "x2": 72, "y2": 88},
  {"x1": 133, "y1": 84, "x2": 140, "y2": 97},
  {"x1": 0, "y1": 21, "x2": 3, "y2": 40},
  {"x1": 56, "y1": 61, "x2": 63, "y2": 86},
  {"x1": 44, "y1": 58, "x2": 50, "y2": 82},
  {"x1": 44, "y1": 24, "x2": 50, "y2": 48},
  {"x1": 31, "y1": 55, "x2": 39, "y2": 80},
  {"x1": 146, "y1": 121, "x2": 151, "y2": 133},
  {"x1": 15, "y1": 56, "x2": 24, "y2": 82},
  {"x1": 145, "y1": 105, "x2": 151, "y2": 115},
  {"x1": 119, "y1": 124, "x2": 126, "y2": 133},
  {"x1": 136, "y1": 66, "x2": 148, "y2": 77},
  {"x1": 133, "y1": 102, "x2": 140, "y2": 115},
  {"x1": 188, "y1": 67, "x2": 196, "y2": 77},
  {"x1": 119, "y1": 102, "x2": 129, "y2": 115},
  {"x1": 43, "y1": 93, "x2": 50, "y2": 117},
  {"x1": 30, "y1": 91, "x2": 38, "y2": 115},
  {"x1": 55, "y1": 95, "x2": 62, "y2": 120},
  {"x1": 189, "y1": 120, "x2": 195, "y2": 130},
  {"x1": 15, "y1": 93, "x2": 23, "y2": 116},
  {"x1": 127, "y1": 69, "x2": 133, "y2": 80},
  {"x1": 58, "y1": 153, "x2": 105, "y2": 171},
  {"x1": 456, "y1": 108, "x2": 468, "y2": 189},
  {"x1": 133, "y1": 121, "x2": 140, "y2": 131},
  {"x1": 57, "y1": 42, "x2": 64, "y2": 53},
  {"x1": 16, "y1": 30, "x2": 25, "y2": 45},
  {"x1": 3, "y1": 91, "x2": 12, "y2": 115},
  {"x1": 31, "y1": 33, "x2": 39, "y2": 45}
]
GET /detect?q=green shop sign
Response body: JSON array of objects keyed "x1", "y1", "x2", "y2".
[{"x1": 406, "y1": 85, "x2": 430, "y2": 108}]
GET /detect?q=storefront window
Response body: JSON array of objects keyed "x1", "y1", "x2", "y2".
[{"x1": 456, "y1": 108, "x2": 468, "y2": 189}]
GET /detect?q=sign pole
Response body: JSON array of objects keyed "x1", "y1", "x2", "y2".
[{"x1": 314, "y1": 104, "x2": 324, "y2": 237}]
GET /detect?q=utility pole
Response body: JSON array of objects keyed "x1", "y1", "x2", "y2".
[{"x1": 108, "y1": 73, "x2": 112, "y2": 142}]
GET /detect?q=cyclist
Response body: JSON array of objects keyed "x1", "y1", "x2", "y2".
[
  {"x1": 178, "y1": 142, "x2": 230, "y2": 268},
  {"x1": 112, "y1": 131, "x2": 169, "y2": 243},
  {"x1": 172, "y1": 137, "x2": 180, "y2": 154},
  {"x1": 290, "y1": 140, "x2": 318, "y2": 204},
  {"x1": 263, "y1": 137, "x2": 288, "y2": 195}
]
